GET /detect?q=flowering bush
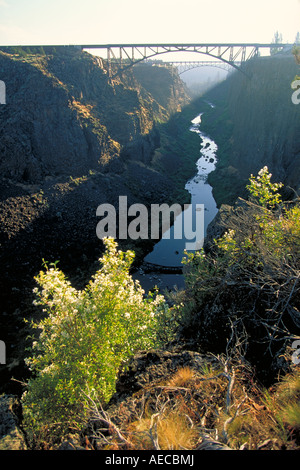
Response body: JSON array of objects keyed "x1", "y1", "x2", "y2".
[
  {"x1": 246, "y1": 166, "x2": 283, "y2": 209},
  {"x1": 22, "y1": 238, "x2": 173, "y2": 443}
]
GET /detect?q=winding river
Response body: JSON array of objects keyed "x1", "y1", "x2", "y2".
[{"x1": 134, "y1": 103, "x2": 218, "y2": 292}]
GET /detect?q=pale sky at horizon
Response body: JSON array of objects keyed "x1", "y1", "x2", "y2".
[{"x1": 0, "y1": 0, "x2": 299, "y2": 47}]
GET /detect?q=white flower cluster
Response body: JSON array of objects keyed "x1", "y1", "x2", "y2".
[
  {"x1": 247, "y1": 166, "x2": 283, "y2": 208},
  {"x1": 25, "y1": 237, "x2": 173, "y2": 407}
]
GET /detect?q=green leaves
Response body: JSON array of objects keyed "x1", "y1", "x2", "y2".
[
  {"x1": 246, "y1": 166, "x2": 283, "y2": 209},
  {"x1": 22, "y1": 238, "x2": 174, "y2": 444},
  {"x1": 177, "y1": 168, "x2": 300, "y2": 375}
]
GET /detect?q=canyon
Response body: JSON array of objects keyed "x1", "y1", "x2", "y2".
[
  {"x1": 0, "y1": 45, "x2": 299, "y2": 400},
  {"x1": 0, "y1": 47, "x2": 196, "y2": 395}
]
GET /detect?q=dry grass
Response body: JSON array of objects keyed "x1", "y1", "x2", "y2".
[
  {"x1": 125, "y1": 409, "x2": 199, "y2": 450},
  {"x1": 157, "y1": 411, "x2": 198, "y2": 449},
  {"x1": 280, "y1": 403, "x2": 300, "y2": 430},
  {"x1": 167, "y1": 366, "x2": 195, "y2": 388},
  {"x1": 273, "y1": 371, "x2": 300, "y2": 431},
  {"x1": 86, "y1": 357, "x2": 300, "y2": 451}
]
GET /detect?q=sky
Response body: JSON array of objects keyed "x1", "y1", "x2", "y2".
[{"x1": 0, "y1": 0, "x2": 299, "y2": 47}]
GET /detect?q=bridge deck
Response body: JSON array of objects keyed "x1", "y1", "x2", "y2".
[{"x1": 81, "y1": 43, "x2": 290, "y2": 48}]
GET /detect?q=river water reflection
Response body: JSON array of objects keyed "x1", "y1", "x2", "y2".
[{"x1": 134, "y1": 106, "x2": 218, "y2": 292}]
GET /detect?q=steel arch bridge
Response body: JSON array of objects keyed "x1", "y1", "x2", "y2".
[
  {"x1": 81, "y1": 43, "x2": 291, "y2": 76},
  {"x1": 168, "y1": 60, "x2": 237, "y2": 75}
]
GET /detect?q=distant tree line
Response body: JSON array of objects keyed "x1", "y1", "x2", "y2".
[{"x1": 270, "y1": 31, "x2": 300, "y2": 55}]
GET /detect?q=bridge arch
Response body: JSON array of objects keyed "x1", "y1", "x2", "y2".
[
  {"x1": 82, "y1": 43, "x2": 290, "y2": 78},
  {"x1": 170, "y1": 60, "x2": 236, "y2": 75},
  {"x1": 136, "y1": 53, "x2": 240, "y2": 76},
  {"x1": 106, "y1": 47, "x2": 249, "y2": 77}
]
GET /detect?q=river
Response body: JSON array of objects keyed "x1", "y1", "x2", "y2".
[{"x1": 133, "y1": 104, "x2": 218, "y2": 293}]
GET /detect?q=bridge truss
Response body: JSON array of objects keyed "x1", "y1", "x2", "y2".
[
  {"x1": 81, "y1": 43, "x2": 290, "y2": 76},
  {"x1": 168, "y1": 60, "x2": 238, "y2": 75}
]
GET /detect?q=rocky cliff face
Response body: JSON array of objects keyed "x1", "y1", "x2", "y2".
[
  {"x1": 132, "y1": 64, "x2": 189, "y2": 114},
  {"x1": 201, "y1": 52, "x2": 300, "y2": 206},
  {"x1": 0, "y1": 47, "x2": 190, "y2": 394},
  {"x1": 0, "y1": 48, "x2": 185, "y2": 183},
  {"x1": 0, "y1": 49, "x2": 190, "y2": 260}
]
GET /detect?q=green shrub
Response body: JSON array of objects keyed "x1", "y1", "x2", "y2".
[
  {"x1": 246, "y1": 165, "x2": 283, "y2": 209},
  {"x1": 22, "y1": 237, "x2": 173, "y2": 445},
  {"x1": 179, "y1": 167, "x2": 300, "y2": 369}
]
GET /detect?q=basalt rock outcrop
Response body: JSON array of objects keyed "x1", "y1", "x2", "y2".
[
  {"x1": 0, "y1": 394, "x2": 27, "y2": 450},
  {"x1": 0, "y1": 47, "x2": 188, "y2": 184}
]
